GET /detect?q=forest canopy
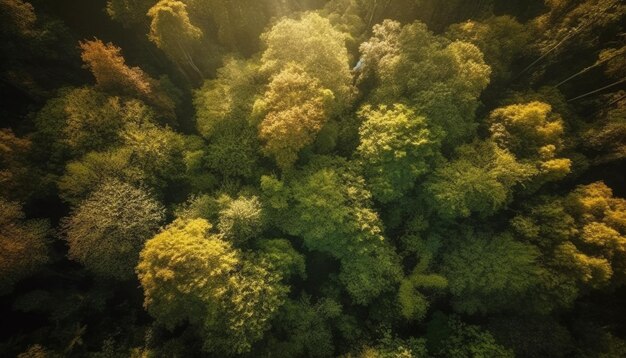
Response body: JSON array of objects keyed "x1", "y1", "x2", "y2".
[{"x1": 1, "y1": 0, "x2": 625, "y2": 357}]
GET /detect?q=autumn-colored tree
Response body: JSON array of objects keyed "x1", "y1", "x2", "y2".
[
  {"x1": 79, "y1": 39, "x2": 175, "y2": 117},
  {"x1": 489, "y1": 101, "x2": 572, "y2": 182},
  {"x1": 0, "y1": 198, "x2": 48, "y2": 294},
  {"x1": 147, "y1": 0, "x2": 203, "y2": 78},
  {"x1": 255, "y1": 65, "x2": 333, "y2": 169}
]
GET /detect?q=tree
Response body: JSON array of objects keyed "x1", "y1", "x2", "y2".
[
  {"x1": 426, "y1": 313, "x2": 514, "y2": 357},
  {"x1": 79, "y1": 39, "x2": 176, "y2": 117},
  {"x1": 398, "y1": 255, "x2": 447, "y2": 322},
  {"x1": 0, "y1": 129, "x2": 34, "y2": 200},
  {"x1": 63, "y1": 179, "x2": 164, "y2": 280},
  {"x1": 582, "y1": 92, "x2": 626, "y2": 164},
  {"x1": 264, "y1": 296, "x2": 341, "y2": 357},
  {"x1": 106, "y1": 0, "x2": 154, "y2": 27},
  {"x1": 203, "y1": 128, "x2": 260, "y2": 179},
  {"x1": 194, "y1": 57, "x2": 260, "y2": 139},
  {"x1": 33, "y1": 87, "x2": 130, "y2": 157},
  {"x1": 425, "y1": 140, "x2": 537, "y2": 219},
  {"x1": 58, "y1": 120, "x2": 186, "y2": 204},
  {"x1": 147, "y1": 0, "x2": 203, "y2": 79},
  {"x1": 0, "y1": 198, "x2": 49, "y2": 294},
  {"x1": 137, "y1": 218, "x2": 287, "y2": 355},
  {"x1": 446, "y1": 16, "x2": 531, "y2": 81},
  {"x1": 137, "y1": 218, "x2": 238, "y2": 328},
  {"x1": 256, "y1": 239, "x2": 306, "y2": 280},
  {"x1": 359, "y1": 20, "x2": 491, "y2": 147},
  {"x1": 489, "y1": 101, "x2": 572, "y2": 182},
  {"x1": 261, "y1": 157, "x2": 402, "y2": 303},
  {"x1": 442, "y1": 231, "x2": 542, "y2": 314},
  {"x1": 255, "y1": 65, "x2": 333, "y2": 169},
  {"x1": 217, "y1": 195, "x2": 264, "y2": 246},
  {"x1": 260, "y1": 12, "x2": 354, "y2": 108},
  {"x1": 356, "y1": 104, "x2": 440, "y2": 202},
  {"x1": 509, "y1": 182, "x2": 626, "y2": 311}
]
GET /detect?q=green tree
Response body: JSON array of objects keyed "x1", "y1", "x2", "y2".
[
  {"x1": 63, "y1": 179, "x2": 164, "y2": 280},
  {"x1": 194, "y1": 57, "x2": 260, "y2": 139},
  {"x1": 217, "y1": 195, "x2": 264, "y2": 245},
  {"x1": 0, "y1": 198, "x2": 49, "y2": 294},
  {"x1": 259, "y1": 12, "x2": 354, "y2": 108},
  {"x1": 426, "y1": 140, "x2": 536, "y2": 219},
  {"x1": 138, "y1": 218, "x2": 287, "y2": 355},
  {"x1": 256, "y1": 239, "x2": 306, "y2": 280},
  {"x1": 446, "y1": 16, "x2": 531, "y2": 81},
  {"x1": 356, "y1": 104, "x2": 440, "y2": 202},
  {"x1": 443, "y1": 231, "x2": 542, "y2": 314},
  {"x1": 426, "y1": 313, "x2": 514, "y2": 357},
  {"x1": 58, "y1": 120, "x2": 186, "y2": 204},
  {"x1": 33, "y1": 87, "x2": 131, "y2": 157},
  {"x1": 261, "y1": 157, "x2": 402, "y2": 303},
  {"x1": 398, "y1": 255, "x2": 447, "y2": 322},
  {"x1": 264, "y1": 296, "x2": 341, "y2": 357},
  {"x1": 359, "y1": 20, "x2": 491, "y2": 147}
]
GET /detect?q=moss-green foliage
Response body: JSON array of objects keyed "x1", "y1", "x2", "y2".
[
  {"x1": 443, "y1": 231, "x2": 542, "y2": 314},
  {"x1": 264, "y1": 296, "x2": 341, "y2": 357},
  {"x1": 261, "y1": 157, "x2": 402, "y2": 304},
  {"x1": 256, "y1": 239, "x2": 306, "y2": 280},
  {"x1": 359, "y1": 19, "x2": 491, "y2": 147},
  {"x1": 426, "y1": 140, "x2": 537, "y2": 219},
  {"x1": 426, "y1": 313, "x2": 514, "y2": 357},
  {"x1": 64, "y1": 179, "x2": 164, "y2": 279},
  {"x1": 357, "y1": 104, "x2": 440, "y2": 203},
  {"x1": 398, "y1": 256, "x2": 447, "y2": 322}
]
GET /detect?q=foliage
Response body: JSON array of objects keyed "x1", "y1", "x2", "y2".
[
  {"x1": 2, "y1": 1, "x2": 626, "y2": 356},
  {"x1": 0, "y1": 199, "x2": 48, "y2": 294},
  {"x1": 255, "y1": 64, "x2": 333, "y2": 169},
  {"x1": 63, "y1": 179, "x2": 164, "y2": 279},
  {"x1": 137, "y1": 219, "x2": 287, "y2": 354},
  {"x1": 359, "y1": 19, "x2": 491, "y2": 147},
  {"x1": 426, "y1": 140, "x2": 537, "y2": 219},
  {"x1": 259, "y1": 12, "x2": 354, "y2": 108},
  {"x1": 356, "y1": 104, "x2": 440, "y2": 202}
]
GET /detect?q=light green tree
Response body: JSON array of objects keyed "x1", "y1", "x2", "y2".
[
  {"x1": 426, "y1": 140, "x2": 536, "y2": 219},
  {"x1": 260, "y1": 12, "x2": 354, "y2": 108},
  {"x1": 356, "y1": 104, "x2": 440, "y2": 202},
  {"x1": 63, "y1": 179, "x2": 164, "y2": 279}
]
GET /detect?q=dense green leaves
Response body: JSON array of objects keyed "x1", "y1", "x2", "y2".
[{"x1": 357, "y1": 104, "x2": 440, "y2": 202}]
